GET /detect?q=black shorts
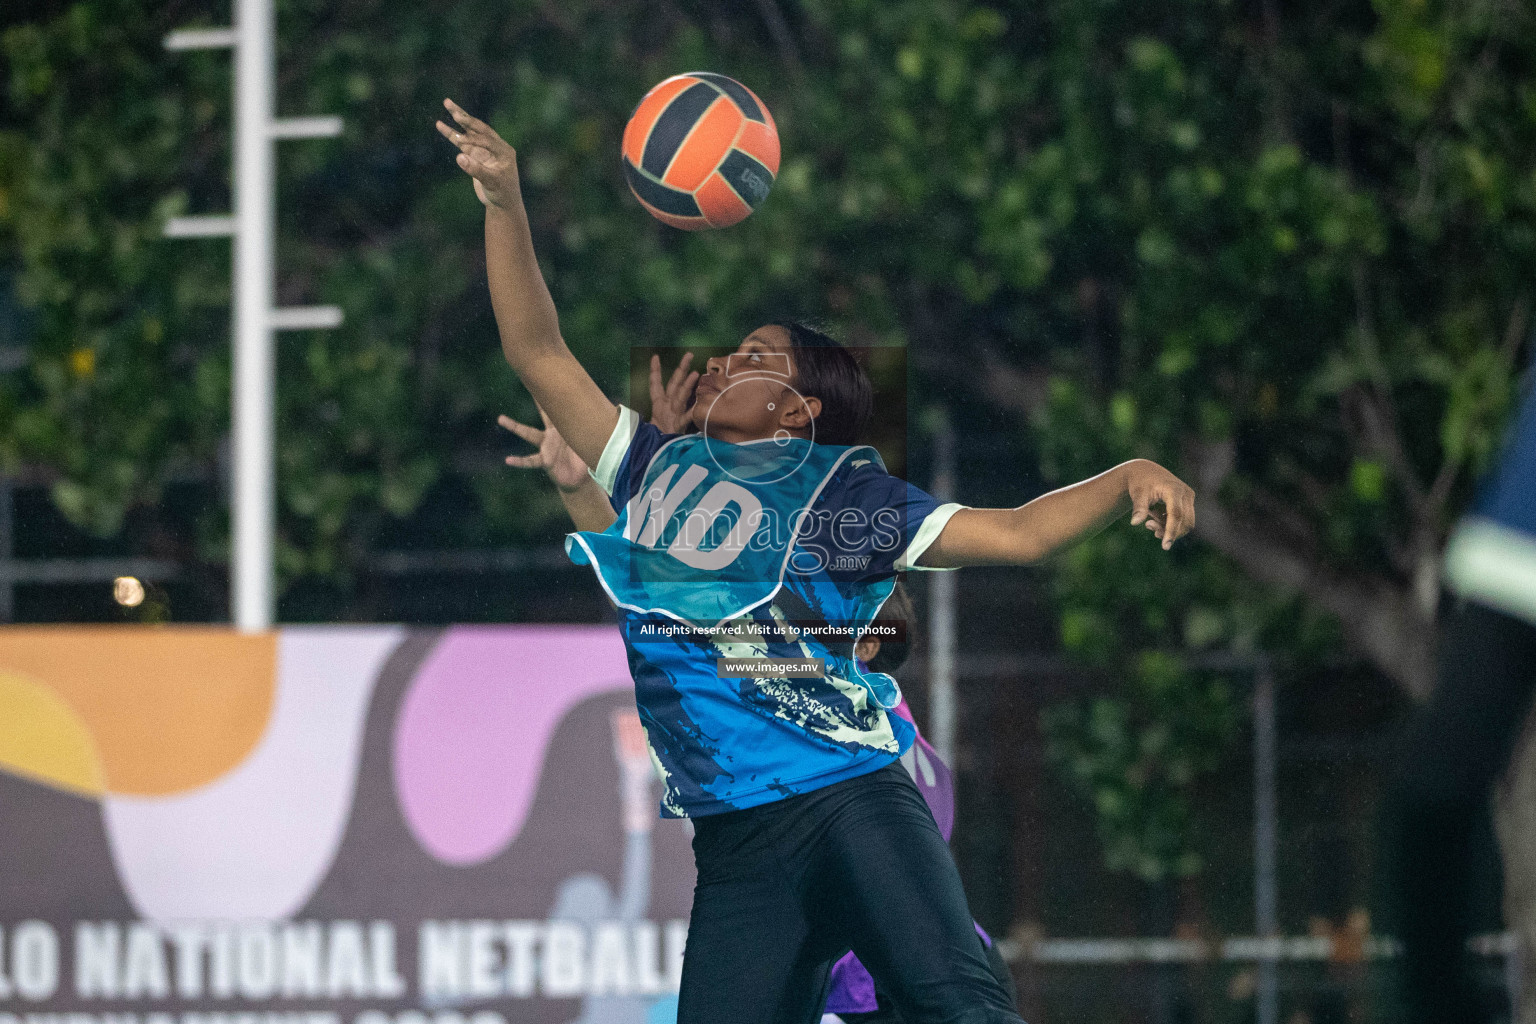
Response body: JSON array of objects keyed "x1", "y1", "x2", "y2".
[{"x1": 677, "y1": 760, "x2": 1026, "y2": 1024}]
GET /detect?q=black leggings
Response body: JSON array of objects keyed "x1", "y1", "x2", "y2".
[{"x1": 677, "y1": 761, "x2": 1026, "y2": 1024}]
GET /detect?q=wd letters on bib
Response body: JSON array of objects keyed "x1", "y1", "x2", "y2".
[{"x1": 565, "y1": 407, "x2": 966, "y2": 819}]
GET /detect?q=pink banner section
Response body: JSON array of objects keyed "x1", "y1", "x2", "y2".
[{"x1": 393, "y1": 626, "x2": 634, "y2": 865}]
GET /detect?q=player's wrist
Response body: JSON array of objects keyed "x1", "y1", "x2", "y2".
[
  {"x1": 1117, "y1": 459, "x2": 1152, "y2": 490},
  {"x1": 484, "y1": 194, "x2": 525, "y2": 219}
]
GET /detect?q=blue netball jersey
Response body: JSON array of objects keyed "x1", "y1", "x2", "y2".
[
  {"x1": 566, "y1": 406, "x2": 965, "y2": 818},
  {"x1": 1444, "y1": 383, "x2": 1536, "y2": 625}
]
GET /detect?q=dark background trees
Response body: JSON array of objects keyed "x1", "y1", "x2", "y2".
[{"x1": 3, "y1": 0, "x2": 1533, "y2": 1016}]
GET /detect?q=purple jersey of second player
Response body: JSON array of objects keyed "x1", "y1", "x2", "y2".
[{"x1": 822, "y1": 695, "x2": 991, "y2": 1015}]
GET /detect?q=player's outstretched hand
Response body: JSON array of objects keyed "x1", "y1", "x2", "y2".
[
  {"x1": 1125, "y1": 460, "x2": 1196, "y2": 550},
  {"x1": 436, "y1": 98, "x2": 521, "y2": 209},
  {"x1": 499, "y1": 408, "x2": 590, "y2": 492},
  {"x1": 649, "y1": 352, "x2": 699, "y2": 433}
]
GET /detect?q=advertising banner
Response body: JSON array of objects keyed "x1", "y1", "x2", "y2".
[{"x1": 0, "y1": 626, "x2": 695, "y2": 1024}]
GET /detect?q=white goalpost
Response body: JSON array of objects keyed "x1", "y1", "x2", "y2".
[{"x1": 162, "y1": 0, "x2": 344, "y2": 631}]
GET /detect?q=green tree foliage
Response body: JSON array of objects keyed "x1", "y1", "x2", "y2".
[
  {"x1": 1042, "y1": 652, "x2": 1235, "y2": 882},
  {"x1": 1, "y1": 1, "x2": 233, "y2": 536},
  {"x1": 3, "y1": 0, "x2": 1532, "y2": 880},
  {"x1": 980, "y1": 0, "x2": 1534, "y2": 879},
  {"x1": 986, "y1": 0, "x2": 1534, "y2": 701}
]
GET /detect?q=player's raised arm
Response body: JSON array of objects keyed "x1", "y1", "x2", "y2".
[
  {"x1": 918, "y1": 459, "x2": 1195, "y2": 567},
  {"x1": 438, "y1": 98, "x2": 618, "y2": 469}
]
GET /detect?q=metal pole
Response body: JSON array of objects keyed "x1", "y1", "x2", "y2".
[
  {"x1": 232, "y1": 0, "x2": 275, "y2": 631},
  {"x1": 928, "y1": 410, "x2": 958, "y2": 766},
  {"x1": 163, "y1": 12, "x2": 341, "y2": 632},
  {"x1": 1254, "y1": 660, "x2": 1279, "y2": 1024}
]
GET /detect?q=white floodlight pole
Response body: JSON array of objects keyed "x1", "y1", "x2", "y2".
[
  {"x1": 163, "y1": 2, "x2": 343, "y2": 631},
  {"x1": 233, "y1": 0, "x2": 276, "y2": 634}
]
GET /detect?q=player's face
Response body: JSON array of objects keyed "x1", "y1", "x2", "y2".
[{"x1": 690, "y1": 325, "x2": 820, "y2": 441}]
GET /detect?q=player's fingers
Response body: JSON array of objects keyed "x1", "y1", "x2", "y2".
[
  {"x1": 445, "y1": 99, "x2": 496, "y2": 140},
  {"x1": 443, "y1": 98, "x2": 480, "y2": 132},
  {"x1": 1172, "y1": 489, "x2": 1195, "y2": 542},
  {"x1": 1167, "y1": 497, "x2": 1191, "y2": 545},
  {"x1": 456, "y1": 139, "x2": 494, "y2": 161},
  {"x1": 667, "y1": 352, "x2": 695, "y2": 394},
  {"x1": 649, "y1": 354, "x2": 664, "y2": 403},
  {"x1": 440, "y1": 127, "x2": 494, "y2": 161},
  {"x1": 497, "y1": 415, "x2": 543, "y2": 445},
  {"x1": 435, "y1": 120, "x2": 474, "y2": 148},
  {"x1": 680, "y1": 370, "x2": 700, "y2": 402},
  {"x1": 1130, "y1": 490, "x2": 1150, "y2": 526},
  {"x1": 504, "y1": 454, "x2": 544, "y2": 469},
  {"x1": 1160, "y1": 488, "x2": 1183, "y2": 548},
  {"x1": 443, "y1": 99, "x2": 472, "y2": 131}
]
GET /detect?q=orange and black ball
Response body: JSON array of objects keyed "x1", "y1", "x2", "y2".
[{"x1": 622, "y1": 72, "x2": 781, "y2": 230}]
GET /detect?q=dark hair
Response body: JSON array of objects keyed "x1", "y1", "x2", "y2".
[
  {"x1": 865, "y1": 580, "x2": 914, "y2": 676},
  {"x1": 769, "y1": 319, "x2": 873, "y2": 446}
]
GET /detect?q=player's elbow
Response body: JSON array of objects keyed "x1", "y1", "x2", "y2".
[{"x1": 504, "y1": 342, "x2": 578, "y2": 397}]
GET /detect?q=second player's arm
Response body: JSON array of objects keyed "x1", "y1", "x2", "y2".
[
  {"x1": 919, "y1": 459, "x2": 1195, "y2": 567},
  {"x1": 440, "y1": 99, "x2": 618, "y2": 468},
  {"x1": 500, "y1": 412, "x2": 619, "y2": 533}
]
